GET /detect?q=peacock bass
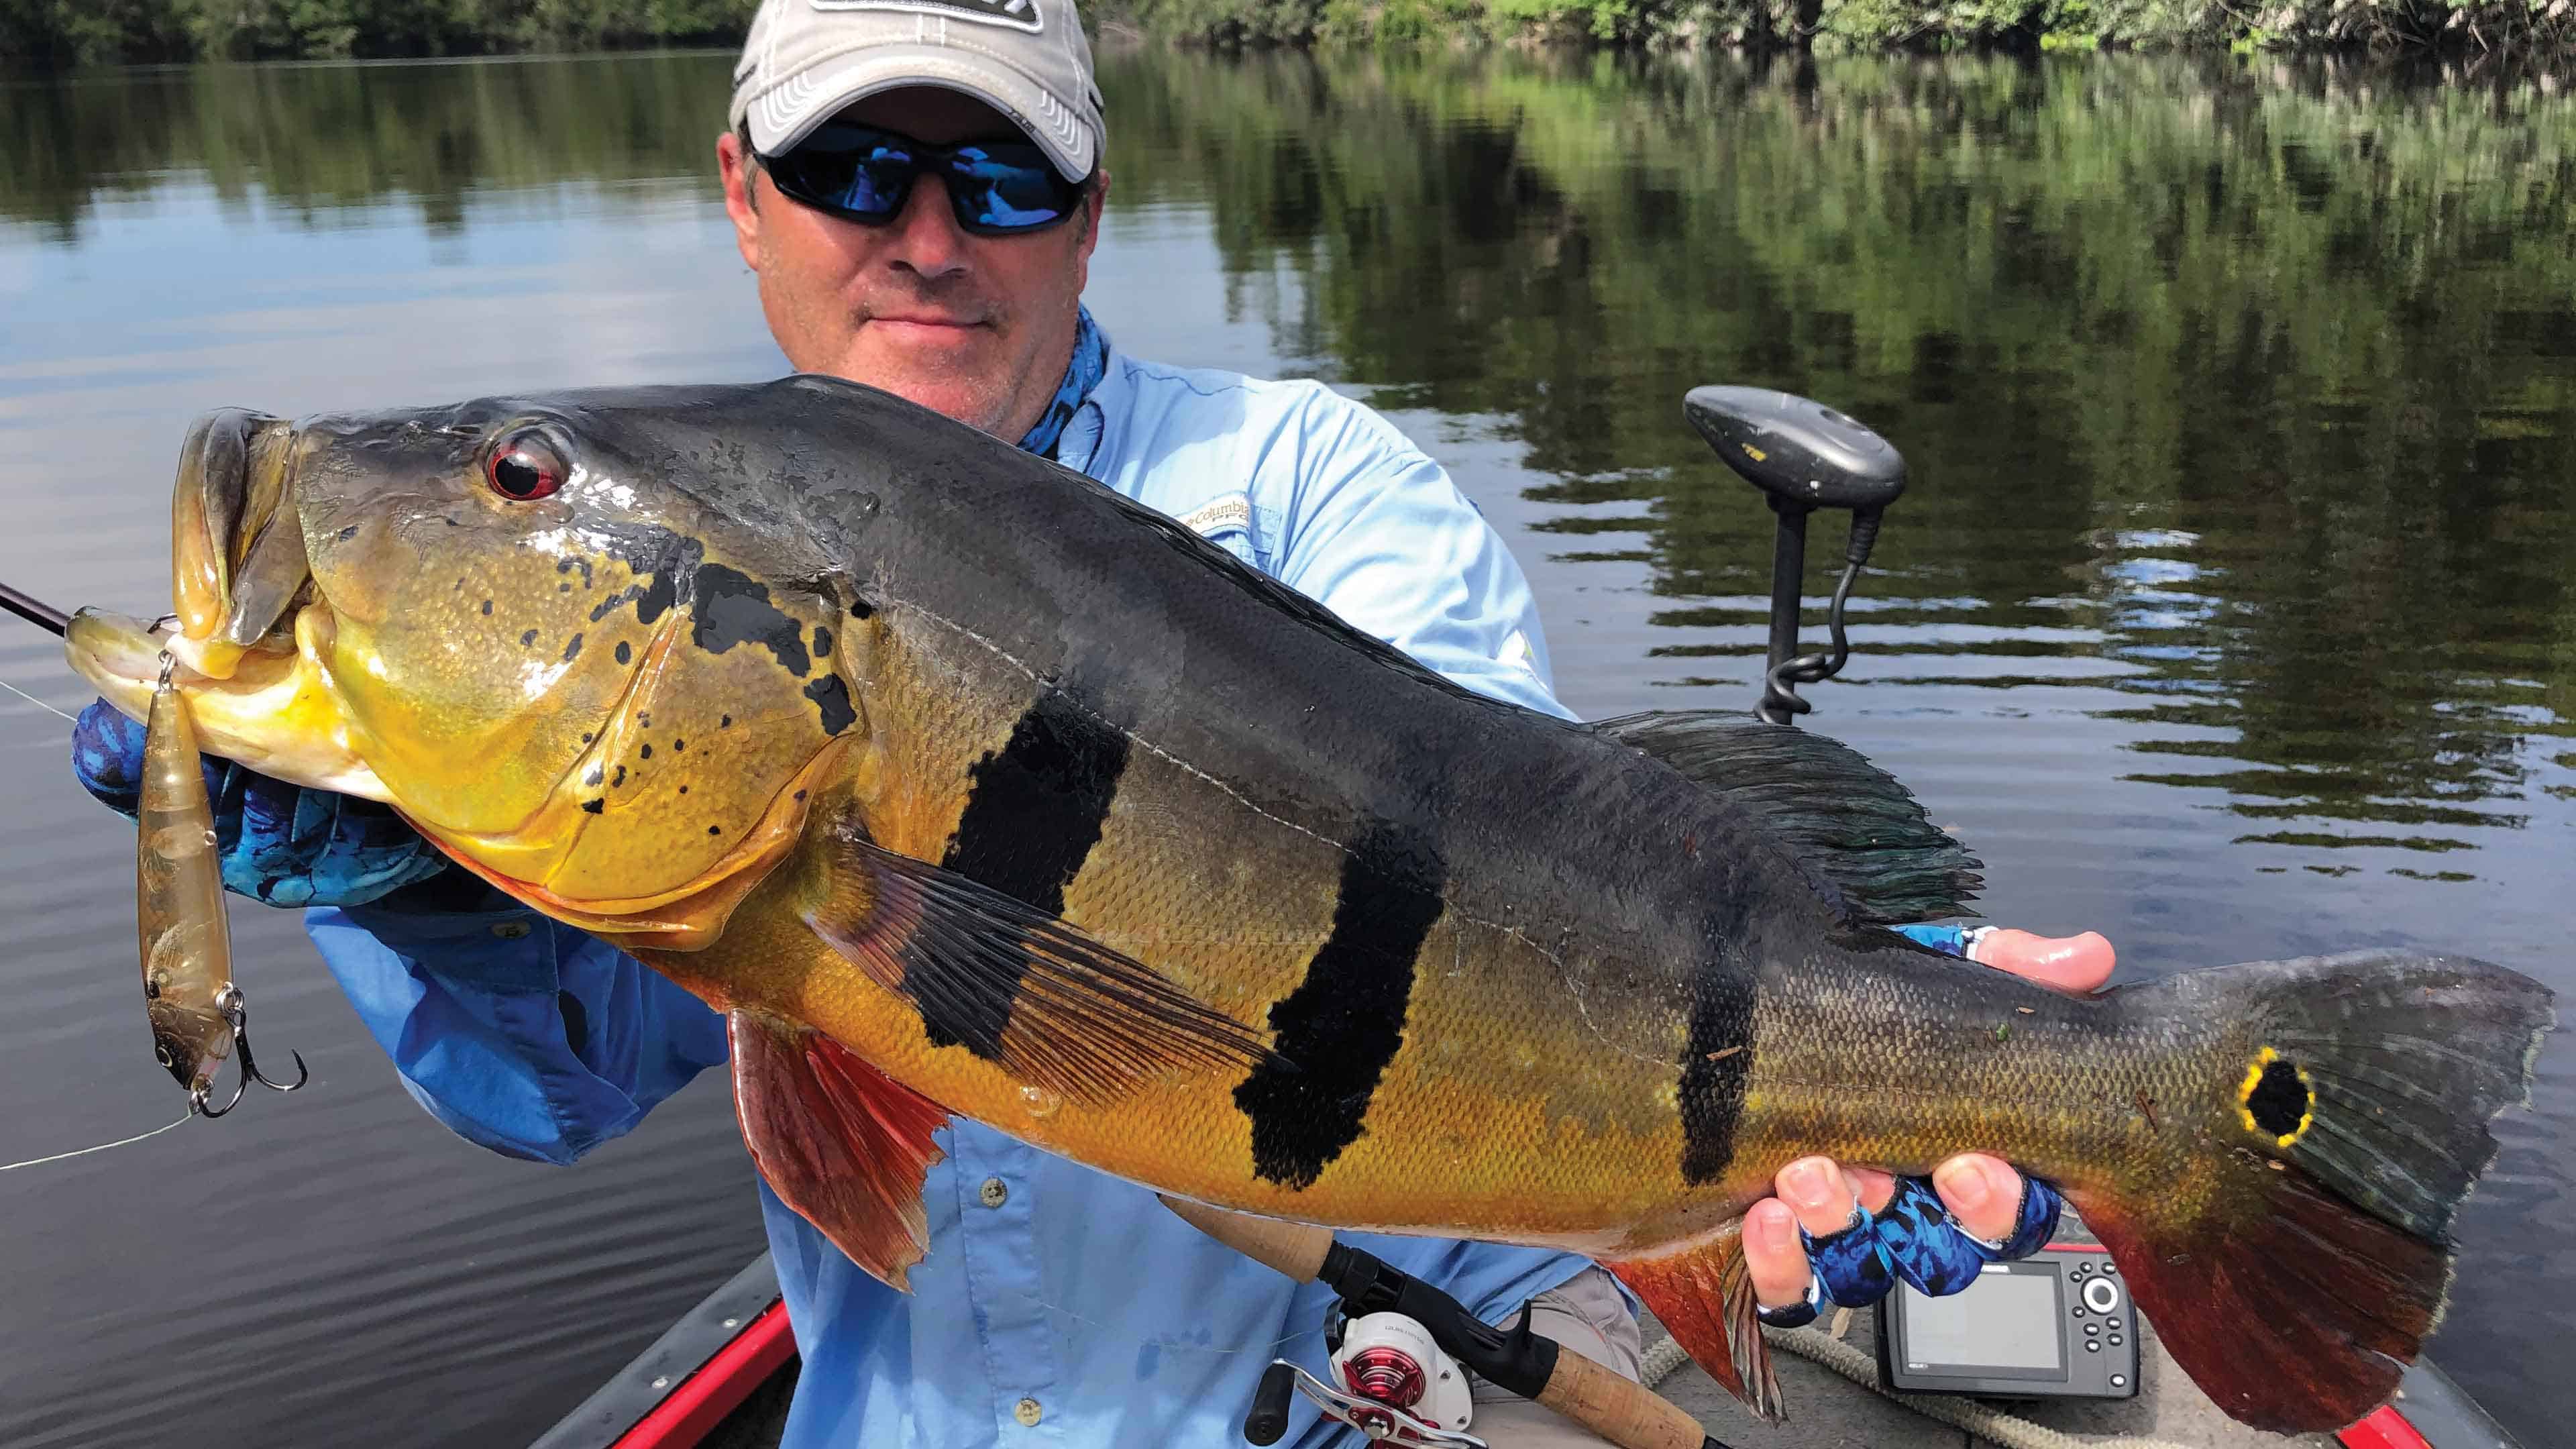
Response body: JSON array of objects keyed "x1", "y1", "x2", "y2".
[{"x1": 66, "y1": 382, "x2": 2554, "y2": 1434}]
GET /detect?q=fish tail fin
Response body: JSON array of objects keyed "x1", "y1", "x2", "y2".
[
  {"x1": 1603, "y1": 1222, "x2": 1786, "y2": 1422},
  {"x1": 2075, "y1": 949, "x2": 2552, "y2": 1434}
]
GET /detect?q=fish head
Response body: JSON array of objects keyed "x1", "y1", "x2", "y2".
[{"x1": 70, "y1": 389, "x2": 869, "y2": 934}]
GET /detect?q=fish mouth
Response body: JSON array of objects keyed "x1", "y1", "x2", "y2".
[
  {"x1": 170, "y1": 409, "x2": 314, "y2": 680},
  {"x1": 66, "y1": 407, "x2": 386, "y2": 800},
  {"x1": 66, "y1": 604, "x2": 387, "y2": 802}
]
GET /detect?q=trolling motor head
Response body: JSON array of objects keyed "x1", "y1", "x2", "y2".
[{"x1": 1684, "y1": 386, "x2": 1908, "y2": 725}]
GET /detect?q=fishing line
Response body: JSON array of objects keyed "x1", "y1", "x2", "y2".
[
  {"x1": 0, "y1": 1110, "x2": 193, "y2": 1173},
  {"x1": 0, "y1": 674, "x2": 76, "y2": 722}
]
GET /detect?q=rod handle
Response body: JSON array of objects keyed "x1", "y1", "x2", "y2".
[
  {"x1": 1537, "y1": 1344, "x2": 1717, "y2": 1449},
  {"x1": 1157, "y1": 1195, "x2": 1334, "y2": 1283}
]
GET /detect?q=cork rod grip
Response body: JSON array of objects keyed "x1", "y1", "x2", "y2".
[
  {"x1": 1536, "y1": 1344, "x2": 1713, "y2": 1449},
  {"x1": 1156, "y1": 1195, "x2": 1333, "y2": 1283}
]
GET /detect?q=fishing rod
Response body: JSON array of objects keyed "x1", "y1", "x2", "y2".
[
  {"x1": 1, "y1": 580, "x2": 70, "y2": 637},
  {"x1": 1164, "y1": 1195, "x2": 1727, "y2": 1449},
  {"x1": 1684, "y1": 388, "x2": 1908, "y2": 727}
]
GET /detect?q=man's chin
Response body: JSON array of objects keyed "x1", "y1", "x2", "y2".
[{"x1": 841, "y1": 335, "x2": 1012, "y2": 433}]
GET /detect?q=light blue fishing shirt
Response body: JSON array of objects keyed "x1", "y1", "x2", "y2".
[{"x1": 304, "y1": 345, "x2": 1613, "y2": 1449}]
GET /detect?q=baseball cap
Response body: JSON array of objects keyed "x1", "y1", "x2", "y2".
[{"x1": 731, "y1": 0, "x2": 1107, "y2": 183}]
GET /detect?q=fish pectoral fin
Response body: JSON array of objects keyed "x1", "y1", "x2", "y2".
[
  {"x1": 803, "y1": 819, "x2": 1278, "y2": 1106},
  {"x1": 1591, "y1": 710, "x2": 1983, "y2": 925},
  {"x1": 1603, "y1": 1222, "x2": 1786, "y2": 1423},
  {"x1": 729, "y1": 1010, "x2": 950, "y2": 1292}
]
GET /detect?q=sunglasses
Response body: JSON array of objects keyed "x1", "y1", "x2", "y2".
[{"x1": 759, "y1": 121, "x2": 1087, "y2": 236}]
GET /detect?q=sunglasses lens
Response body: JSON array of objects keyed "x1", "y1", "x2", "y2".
[
  {"x1": 949, "y1": 143, "x2": 1078, "y2": 231},
  {"x1": 770, "y1": 125, "x2": 1078, "y2": 234},
  {"x1": 769, "y1": 128, "x2": 913, "y2": 221}
]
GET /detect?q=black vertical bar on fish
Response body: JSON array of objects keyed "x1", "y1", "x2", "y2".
[
  {"x1": 1756, "y1": 501, "x2": 1807, "y2": 725},
  {"x1": 0, "y1": 580, "x2": 70, "y2": 637},
  {"x1": 922, "y1": 685, "x2": 1132, "y2": 1059}
]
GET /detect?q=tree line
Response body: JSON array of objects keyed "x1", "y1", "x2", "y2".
[{"x1": 1, "y1": 0, "x2": 2565, "y2": 91}]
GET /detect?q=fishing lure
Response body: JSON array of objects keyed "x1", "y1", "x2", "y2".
[{"x1": 136, "y1": 653, "x2": 303, "y2": 1116}]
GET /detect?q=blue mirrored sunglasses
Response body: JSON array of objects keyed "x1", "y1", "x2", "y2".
[{"x1": 759, "y1": 122, "x2": 1087, "y2": 236}]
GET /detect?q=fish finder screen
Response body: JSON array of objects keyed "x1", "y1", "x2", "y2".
[{"x1": 1902, "y1": 1268, "x2": 2065, "y2": 1374}]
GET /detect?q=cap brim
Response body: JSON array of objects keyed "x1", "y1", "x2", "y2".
[{"x1": 742, "y1": 46, "x2": 1095, "y2": 182}]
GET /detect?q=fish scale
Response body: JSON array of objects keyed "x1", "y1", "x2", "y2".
[{"x1": 63, "y1": 374, "x2": 2555, "y2": 1437}]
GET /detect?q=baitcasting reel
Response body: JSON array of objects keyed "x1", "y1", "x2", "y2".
[
  {"x1": 1246, "y1": 1301, "x2": 1483, "y2": 1448},
  {"x1": 1684, "y1": 386, "x2": 1909, "y2": 726}
]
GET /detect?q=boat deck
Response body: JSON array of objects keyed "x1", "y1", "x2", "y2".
[{"x1": 544, "y1": 1251, "x2": 2510, "y2": 1449}]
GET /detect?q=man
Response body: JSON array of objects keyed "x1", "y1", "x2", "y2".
[{"x1": 73, "y1": 1, "x2": 2116, "y2": 1442}]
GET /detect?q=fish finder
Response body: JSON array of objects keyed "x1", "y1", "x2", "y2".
[{"x1": 1875, "y1": 1243, "x2": 2140, "y2": 1401}]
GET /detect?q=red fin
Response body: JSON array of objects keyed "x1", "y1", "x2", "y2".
[
  {"x1": 2072, "y1": 1170, "x2": 2444, "y2": 1434},
  {"x1": 729, "y1": 1010, "x2": 951, "y2": 1291},
  {"x1": 1604, "y1": 1222, "x2": 1785, "y2": 1422}
]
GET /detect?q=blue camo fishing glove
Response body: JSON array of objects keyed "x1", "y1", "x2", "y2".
[
  {"x1": 1744, "y1": 920, "x2": 2070, "y2": 1324},
  {"x1": 72, "y1": 698, "x2": 449, "y2": 909}
]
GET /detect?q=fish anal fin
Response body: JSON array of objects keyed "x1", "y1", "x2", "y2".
[
  {"x1": 1591, "y1": 710, "x2": 1982, "y2": 924},
  {"x1": 800, "y1": 807, "x2": 1279, "y2": 1106},
  {"x1": 729, "y1": 1009, "x2": 949, "y2": 1292},
  {"x1": 2071, "y1": 1167, "x2": 2441, "y2": 1434},
  {"x1": 1605, "y1": 1222, "x2": 1785, "y2": 1423}
]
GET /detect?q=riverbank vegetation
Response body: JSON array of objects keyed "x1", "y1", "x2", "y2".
[{"x1": 3, "y1": 0, "x2": 2569, "y2": 62}]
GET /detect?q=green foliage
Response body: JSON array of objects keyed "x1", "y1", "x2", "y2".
[
  {"x1": 1125, "y1": 0, "x2": 2575, "y2": 49},
  {"x1": 0, "y1": 0, "x2": 757, "y2": 68}
]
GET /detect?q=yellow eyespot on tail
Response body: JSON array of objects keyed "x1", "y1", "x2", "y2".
[{"x1": 2237, "y1": 1044, "x2": 2317, "y2": 1149}]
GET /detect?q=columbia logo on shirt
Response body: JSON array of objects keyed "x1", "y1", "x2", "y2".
[{"x1": 812, "y1": 0, "x2": 1043, "y2": 31}]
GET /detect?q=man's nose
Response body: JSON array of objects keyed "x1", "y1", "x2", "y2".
[{"x1": 881, "y1": 173, "x2": 970, "y2": 278}]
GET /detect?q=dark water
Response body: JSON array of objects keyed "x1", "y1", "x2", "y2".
[{"x1": 1, "y1": 47, "x2": 2568, "y2": 1448}]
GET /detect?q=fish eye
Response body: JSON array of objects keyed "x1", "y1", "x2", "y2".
[{"x1": 488, "y1": 432, "x2": 567, "y2": 501}]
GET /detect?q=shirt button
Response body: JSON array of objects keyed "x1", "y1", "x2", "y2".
[
  {"x1": 979, "y1": 1177, "x2": 1009, "y2": 1209},
  {"x1": 489, "y1": 920, "x2": 532, "y2": 940},
  {"x1": 1014, "y1": 1397, "x2": 1043, "y2": 1427}
]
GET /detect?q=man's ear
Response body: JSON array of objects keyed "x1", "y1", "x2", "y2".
[
  {"x1": 718, "y1": 129, "x2": 763, "y2": 270},
  {"x1": 1079, "y1": 169, "x2": 1112, "y2": 255}
]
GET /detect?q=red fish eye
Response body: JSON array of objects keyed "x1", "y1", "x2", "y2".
[{"x1": 488, "y1": 435, "x2": 566, "y2": 500}]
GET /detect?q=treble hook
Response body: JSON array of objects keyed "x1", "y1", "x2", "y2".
[{"x1": 189, "y1": 985, "x2": 309, "y2": 1118}]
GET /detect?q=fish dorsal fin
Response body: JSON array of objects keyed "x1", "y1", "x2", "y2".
[
  {"x1": 1591, "y1": 710, "x2": 1982, "y2": 925},
  {"x1": 729, "y1": 1010, "x2": 950, "y2": 1291},
  {"x1": 802, "y1": 810, "x2": 1281, "y2": 1106}
]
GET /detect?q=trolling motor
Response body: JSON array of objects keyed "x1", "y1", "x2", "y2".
[{"x1": 1683, "y1": 386, "x2": 1908, "y2": 725}]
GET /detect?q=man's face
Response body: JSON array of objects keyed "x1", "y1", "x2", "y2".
[{"x1": 719, "y1": 87, "x2": 1104, "y2": 439}]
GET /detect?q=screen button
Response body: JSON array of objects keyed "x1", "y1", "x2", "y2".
[{"x1": 2082, "y1": 1279, "x2": 2120, "y2": 1313}]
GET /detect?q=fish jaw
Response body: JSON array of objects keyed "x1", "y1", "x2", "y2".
[{"x1": 65, "y1": 606, "x2": 391, "y2": 803}]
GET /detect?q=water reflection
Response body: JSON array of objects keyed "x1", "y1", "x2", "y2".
[
  {"x1": 0, "y1": 46, "x2": 2569, "y2": 1449},
  {"x1": 1119, "y1": 50, "x2": 2575, "y2": 865}
]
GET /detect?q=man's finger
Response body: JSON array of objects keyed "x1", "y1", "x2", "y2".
[
  {"x1": 1968, "y1": 928, "x2": 2116, "y2": 993},
  {"x1": 1743, "y1": 1199, "x2": 1814, "y2": 1308},
  {"x1": 1776, "y1": 1156, "x2": 1862, "y2": 1238},
  {"x1": 1930, "y1": 1155, "x2": 2025, "y2": 1244},
  {"x1": 1846, "y1": 1165, "x2": 1898, "y2": 1215}
]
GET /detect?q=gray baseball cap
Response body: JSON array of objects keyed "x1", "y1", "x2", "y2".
[{"x1": 731, "y1": 0, "x2": 1106, "y2": 183}]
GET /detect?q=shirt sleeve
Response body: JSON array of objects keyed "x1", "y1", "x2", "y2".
[
  {"x1": 1265, "y1": 384, "x2": 1576, "y2": 721},
  {"x1": 305, "y1": 892, "x2": 729, "y2": 1165}
]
